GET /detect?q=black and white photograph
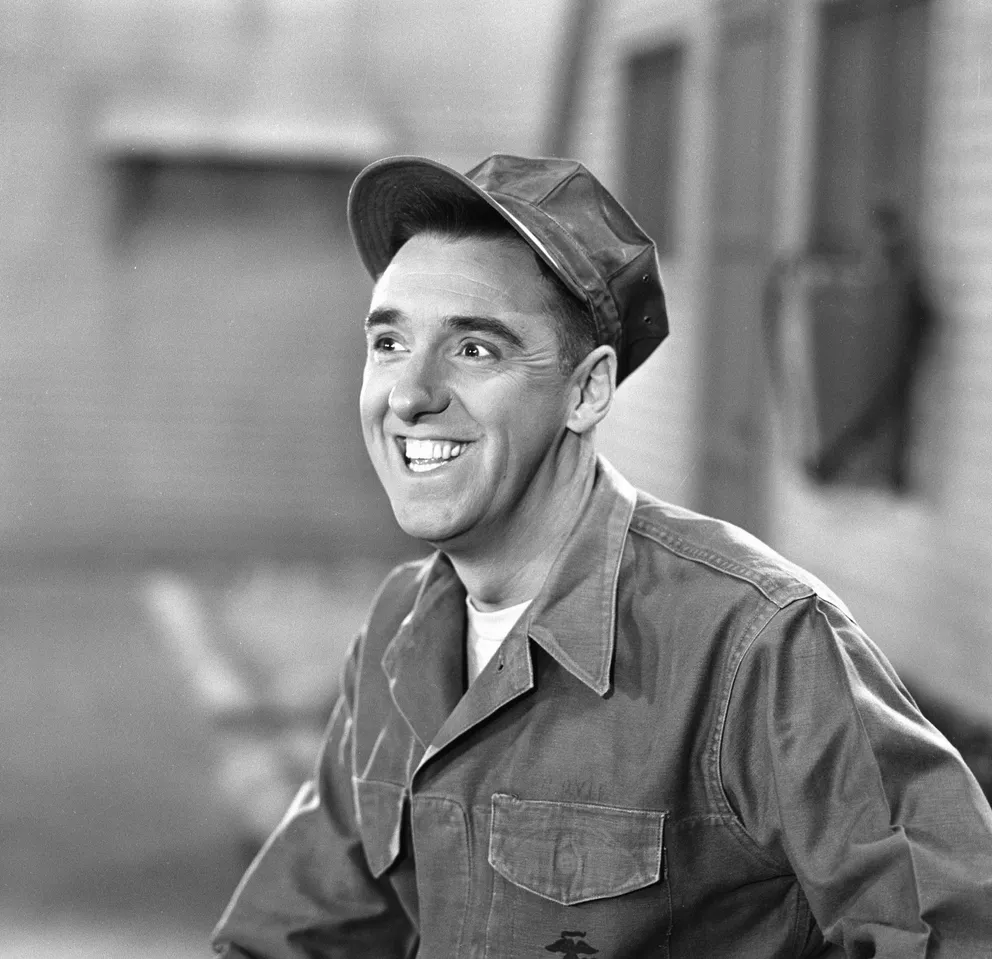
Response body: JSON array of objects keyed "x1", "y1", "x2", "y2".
[{"x1": 2, "y1": 1, "x2": 990, "y2": 956}]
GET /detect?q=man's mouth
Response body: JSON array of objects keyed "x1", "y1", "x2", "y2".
[{"x1": 402, "y1": 438, "x2": 468, "y2": 473}]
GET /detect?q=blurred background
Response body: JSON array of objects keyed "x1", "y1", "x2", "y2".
[{"x1": 1, "y1": 0, "x2": 990, "y2": 955}]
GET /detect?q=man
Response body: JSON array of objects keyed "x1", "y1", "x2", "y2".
[{"x1": 213, "y1": 155, "x2": 992, "y2": 957}]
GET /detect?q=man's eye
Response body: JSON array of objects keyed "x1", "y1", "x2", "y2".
[
  {"x1": 460, "y1": 341, "x2": 495, "y2": 359},
  {"x1": 372, "y1": 335, "x2": 405, "y2": 353}
]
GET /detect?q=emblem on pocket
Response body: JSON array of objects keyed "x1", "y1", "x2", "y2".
[{"x1": 545, "y1": 930, "x2": 599, "y2": 955}]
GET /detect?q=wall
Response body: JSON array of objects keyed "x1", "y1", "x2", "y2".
[
  {"x1": 569, "y1": 0, "x2": 716, "y2": 505},
  {"x1": 2, "y1": 2, "x2": 377, "y2": 560},
  {"x1": 366, "y1": 0, "x2": 571, "y2": 170},
  {"x1": 769, "y1": 0, "x2": 992, "y2": 722}
]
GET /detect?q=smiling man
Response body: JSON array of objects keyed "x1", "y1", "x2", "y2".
[
  {"x1": 361, "y1": 227, "x2": 613, "y2": 606},
  {"x1": 212, "y1": 156, "x2": 992, "y2": 958}
]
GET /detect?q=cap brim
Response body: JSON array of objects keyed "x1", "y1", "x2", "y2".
[{"x1": 346, "y1": 155, "x2": 585, "y2": 301}]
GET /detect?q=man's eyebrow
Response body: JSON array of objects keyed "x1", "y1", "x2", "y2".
[
  {"x1": 364, "y1": 307, "x2": 403, "y2": 331},
  {"x1": 365, "y1": 309, "x2": 527, "y2": 351},
  {"x1": 446, "y1": 315, "x2": 526, "y2": 350}
]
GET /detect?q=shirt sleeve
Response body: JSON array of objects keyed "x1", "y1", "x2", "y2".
[
  {"x1": 211, "y1": 635, "x2": 417, "y2": 959},
  {"x1": 722, "y1": 593, "x2": 992, "y2": 957}
]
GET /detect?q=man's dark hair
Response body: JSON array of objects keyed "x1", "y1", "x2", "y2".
[{"x1": 386, "y1": 192, "x2": 599, "y2": 374}]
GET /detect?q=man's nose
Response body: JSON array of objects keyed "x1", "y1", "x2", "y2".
[{"x1": 388, "y1": 353, "x2": 451, "y2": 421}]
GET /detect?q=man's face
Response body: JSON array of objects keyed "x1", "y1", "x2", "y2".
[{"x1": 360, "y1": 232, "x2": 577, "y2": 549}]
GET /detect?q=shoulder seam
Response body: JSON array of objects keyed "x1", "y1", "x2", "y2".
[{"x1": 628, "y1": 514, "x2": 815, "y2": 609}]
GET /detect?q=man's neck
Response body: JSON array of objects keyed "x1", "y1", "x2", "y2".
[{"x1": 445, "y1": 446, "x2": 598, "y2": 611}]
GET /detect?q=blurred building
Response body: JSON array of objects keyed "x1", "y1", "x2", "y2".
[{"x1": 1, "y1": 0, "x2": 990, "y2": 740}]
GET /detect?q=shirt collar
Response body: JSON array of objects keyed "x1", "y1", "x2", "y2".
[
  {"x1": 380, "y1": 553, "x2": 467, "y2": 748},
  {"x1": 523, "y1": 455, "x2": 637, "y2": 695},
  {"x1": 382, "y1": 455, "x2": 637, "y2": 703}
]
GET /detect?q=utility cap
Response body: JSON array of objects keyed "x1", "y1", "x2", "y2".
[{"x1": 348, "y1": 153, "x2": 668, "y2": 383}]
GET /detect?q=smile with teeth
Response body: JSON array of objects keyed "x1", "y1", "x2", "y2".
[{"x1": 403, "y1": 438, "x2": 467, "y2": 473}]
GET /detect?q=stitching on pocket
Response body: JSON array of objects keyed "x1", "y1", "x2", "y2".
[{"x1": 488, "y1": 793, "x2": 666, "y2": 906}]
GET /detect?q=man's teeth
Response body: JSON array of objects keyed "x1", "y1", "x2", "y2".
[{"x1": 404, "y1": 438, "x2": 464, "y2": 472}]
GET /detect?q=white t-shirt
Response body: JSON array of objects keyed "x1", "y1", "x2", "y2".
[{"x1": 465, "y1": 596, "x2": 531, "y2": 685}]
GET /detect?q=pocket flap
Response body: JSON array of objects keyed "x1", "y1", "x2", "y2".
[
  {"x1": 488, "y1": 793, "x2": 665, "y2": 906},
  {"x1": 353, "y1": 777, "x2": 405, "y2": 878}
]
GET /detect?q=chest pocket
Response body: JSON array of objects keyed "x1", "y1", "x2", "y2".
[{"x1": 486, "y1": 793, "x2": 669, "y2": 958}]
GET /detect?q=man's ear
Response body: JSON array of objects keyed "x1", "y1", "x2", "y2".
[{"x1": 566, "y1": 345, "x2": 617, "y2": 435}]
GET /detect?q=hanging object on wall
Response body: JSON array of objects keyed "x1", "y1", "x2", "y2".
[{"x1": 764, "y1": 205, "x2": 936, "y2": 493}]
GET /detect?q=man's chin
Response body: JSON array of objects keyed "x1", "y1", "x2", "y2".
[{"x1": 391, "y1": 507, "x2": 469, "y2": 547}]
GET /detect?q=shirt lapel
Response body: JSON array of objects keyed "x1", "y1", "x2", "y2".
[
  {"x1": 526, "y1": 456, "x2": 638, "y2": 696},
  {"x1": 381, "y1": 554, "x2": 467, "y2": 749},
  {"x1": 415, "y1": 619, "x2": 535, "y2": 774}
]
